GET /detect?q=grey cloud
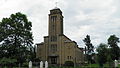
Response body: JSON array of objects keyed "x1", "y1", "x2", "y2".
[{"x1": 0, "y1": 0, "x2": 120, "y2": 47}]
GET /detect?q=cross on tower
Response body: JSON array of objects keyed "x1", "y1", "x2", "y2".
[{"x1": 55, "y1": 2, "x2": 58, "y2": 7}]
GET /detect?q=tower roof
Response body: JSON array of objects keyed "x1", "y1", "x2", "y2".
[
  {"x1": 51, "y1": 7, "x2": 60, "y2": 10},
  {"x1": 50, "y1": 7, "x2": 62, "y2": 15},
  {"x1": 52, "y1": 7, "x2": 60, "y2": 10}
]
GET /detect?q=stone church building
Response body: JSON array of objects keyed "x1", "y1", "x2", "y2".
[{"x1": 36, "y1": 7, "x2": 84, "y2": 66}]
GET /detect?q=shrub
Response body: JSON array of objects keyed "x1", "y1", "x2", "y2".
[{"x1": 64, "y1": 61, "x2": 74, "y2": 67}]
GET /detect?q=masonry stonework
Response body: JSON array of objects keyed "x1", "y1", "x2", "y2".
[{"x1": 36, "y1": 7, "x2": 84, "y2": 66}]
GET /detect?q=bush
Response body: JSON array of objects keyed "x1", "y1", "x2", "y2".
[
  {"x1": 64, "y1": 61, "x2": 74, "y2": 67},
  {"x1": 0, "y1": 57, "x2": 17, "y2": 65}
]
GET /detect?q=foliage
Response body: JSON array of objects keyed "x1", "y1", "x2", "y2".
[
  {"x1": 0, "y1": 12, "x2": 33, "y2": 66},
  {"x1": 96, "y1": 43, "x2": 108, "y2": 68},
  {"x1": 83, "y1": 35, "x2": 94, "y2": 63},
  {"x1": 0, "y1": 57, "x2": 17, "y2": 67},
  {"x1": 64, "y1": 61, "x2": 74, "y2": 67},
  {"x1": 108, "y1": 35, "x2": 120, "y2": 60},
  {"x1": 96, "y1": 35, "x2": 120, "y2": 67}
]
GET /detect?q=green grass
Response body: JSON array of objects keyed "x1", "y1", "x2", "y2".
[
  {"x1": 82, "y1": 64, "x2": 99, "y2": 67},
  {"x1": 82, "y1": 64, "x2": 120, "y2": 68},
  {"x1": 0, "y1": 65, "x2": 36, "y2": 68},
  {"x1": 48, "y1": 64, "x2": 120, "y2": 68},
  {"x1": 1, "y1": 64, "x2": 120, "y2": 68}
]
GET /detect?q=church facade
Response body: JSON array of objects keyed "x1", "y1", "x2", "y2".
[{"x1": 36, "y1": 7, "x2": 84, "y2": 66}]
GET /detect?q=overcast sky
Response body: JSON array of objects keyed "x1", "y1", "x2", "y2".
[{"x1": 0, "y1": 0, "x2": 120, "y2": 48}]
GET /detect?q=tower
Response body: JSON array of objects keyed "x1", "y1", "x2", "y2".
[
  {"x1": 48, "y1": 7, "x2": 64, "y2": 41},
  {"x1": 48, "y1": 7, "x2": 64, "y2": 65},
  {"x1": 36, "y1": 7, "x2": 84, "y2": 66}
]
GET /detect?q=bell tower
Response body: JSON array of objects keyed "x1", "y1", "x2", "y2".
[
  {"x1": 36, "y1": 7, "x2": 84, "y2": 66},
  {"x1": 48, "y1": 7, "x2": 64, "y2": 37}
]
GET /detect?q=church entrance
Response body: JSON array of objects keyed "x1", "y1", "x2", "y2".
[{"x1": 50, "y1": 57, "x2": 57, "y2": 64}]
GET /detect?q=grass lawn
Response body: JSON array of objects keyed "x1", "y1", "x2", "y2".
[
  {"x1": 1, "y1": 64, "x2": 120, "y2": 68},
  {"x1": 48, "y1": 64, "x2": 120, "y2": 68},
  {"x1": 82, "y1": 64, "x2": 120, "y2": 68}
]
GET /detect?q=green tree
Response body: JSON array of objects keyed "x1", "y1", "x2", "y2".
[
  {"x1": 96, "y1": 43, "x2": 108, "y2": 68},
  {"x1": 108, "y1": 35, "x2": 120, "y2": 60},
  {"x1": 0, "y1": 57, "x2": 17, "y2": 68},
  {"x1": 0, "y1": 12, "x2": 33, "y2": 66},
  {"x1": 83, "y1": 35, "x2": 94, "y2": 63}
]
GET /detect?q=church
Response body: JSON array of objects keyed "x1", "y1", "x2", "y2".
[{"x1": 36, "y1": 7, "x2": 84, "y2": 66}]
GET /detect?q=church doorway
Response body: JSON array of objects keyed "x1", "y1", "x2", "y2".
[{"x1": 50, "y1": 57, "x2": 57, "y2": 64}]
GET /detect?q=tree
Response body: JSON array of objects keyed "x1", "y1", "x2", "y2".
[
  {"x1": 83, "y1": 35, "x2": 94, "y2": 63},
  {"x1": 0, "y1": 57, "x2": 17, "y2": 68},
  {"x1": 96, "y1": 43, "x2": 108, "y2": 68},
  {"x1": 108, "y1": 35, "x2": 120, "y2": 60},
  {"x1": 0, "y1": 12, "x2": 33, "y2": 66}
]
